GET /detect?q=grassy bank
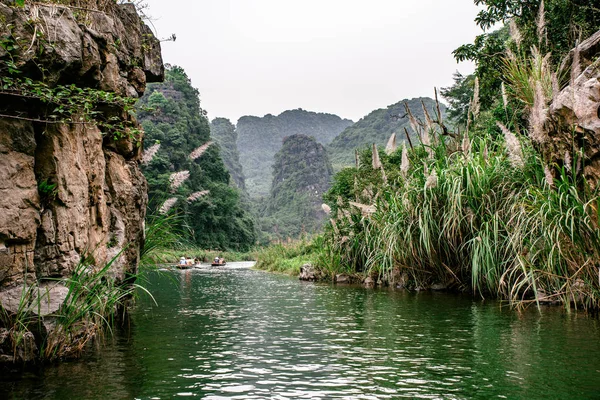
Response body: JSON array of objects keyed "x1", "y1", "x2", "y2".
[{"x1": 252, "y1": 239, "x2": 320, "y2": 275}]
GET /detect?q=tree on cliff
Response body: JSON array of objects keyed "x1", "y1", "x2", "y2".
[{"x1": 137, "y1": 66, "x2": 255, "y2": 251}]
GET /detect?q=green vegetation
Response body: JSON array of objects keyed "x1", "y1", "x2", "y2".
[
  {"x1": 253, "y1": 237, "x2": 324, "y2": 275},
  {"x1": 257, "y1": 135, "x2": 333, "y2": 242},
  {"x1": 237, "y1": 109, "x2": 352, "y2": 197},
  {"x1": 137, "y1": 66, "x2": 256, "y2": 251},
  {"x1": 327, "y1": 97, "x2": 445, "y2": 171}
]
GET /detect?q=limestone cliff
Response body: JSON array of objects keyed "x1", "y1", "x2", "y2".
[
  {"x1": 546, "y1": 29, "x2": 600, "y2": 188},
  {"x1": 236, "y1": 109, "x2": 352, "y2": 197},
  {"x1": 0, "y1": 0, "x2": 163, "y2": 347},
  {"x1": 261, "y1": 134, "x2": 333, "y2": 239}
]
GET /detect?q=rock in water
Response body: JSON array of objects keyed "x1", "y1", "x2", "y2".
[{"x1": 299, "y1": 264, "x2": 317, "y2": 281}]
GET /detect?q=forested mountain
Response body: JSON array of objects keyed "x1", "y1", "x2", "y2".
[
  {"x1": 210, "y1": 118, "x2": 246, "y2": 190},
  {"x1": 327, "y1": 97, "x2": 446, "y2": 170},
  {"x1": 237, "y1": 109, "x2": 352, "y2": 197},
  {"x1": 137, "y1": 66, "x2": 255, "y2": 251},
  {"x1": 258, "y1": 135, "x2": 333, "y2": 240}
]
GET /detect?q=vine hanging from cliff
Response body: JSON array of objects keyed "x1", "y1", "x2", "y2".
[{"x1": 0, "y1": 75, "x2": 145, "y2": 141}]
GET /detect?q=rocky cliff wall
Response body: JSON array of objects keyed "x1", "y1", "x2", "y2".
[
  {"x1": 0, "y1": 1, "x2": 163, "y2": 311},
  {"x1": 547, "y1": 29, "x2": 600, "y2": 188}
]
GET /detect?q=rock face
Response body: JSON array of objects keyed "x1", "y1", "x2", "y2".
[
  {"x1": 547, "y1": 29, "x2": 600, "y2": 188},
  {"x1": 0, "y1": 1, "x2": 162, "y2": 304},
  {"x1": 264, "y1": 134, "x2": 333, "y2": 239}
]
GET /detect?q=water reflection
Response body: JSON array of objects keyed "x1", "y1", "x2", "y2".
[{"x1": 3, "y1": 264, "x2": 600, "y2": 399}]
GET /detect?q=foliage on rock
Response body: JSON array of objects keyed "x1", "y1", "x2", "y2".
[
  {"x1": 258, "y1": 134, "x2": 333, "y2": 241},
  {"x1": 210, "y1": 117, "x2": 246, "y2": 191},
  {"x1": 137, "y1": 66, "x2": 256, "y2": 251}
]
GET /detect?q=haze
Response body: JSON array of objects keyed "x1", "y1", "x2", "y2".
[{"x1": 143, "y1": 0, "x2": 483, "y2": 122}]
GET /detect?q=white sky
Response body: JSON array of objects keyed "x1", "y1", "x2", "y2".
[{"x1": 142, "y1": 0, "x2": 483, "y2": 123}]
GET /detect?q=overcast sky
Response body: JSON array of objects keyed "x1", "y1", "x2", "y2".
[{"x1": 143, "y1": 0, "x2": 483, "y2": 123}]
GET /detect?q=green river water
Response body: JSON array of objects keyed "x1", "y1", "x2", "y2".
[{"x1": 3, "y1": 262, "x2": 600, "y2": 399}]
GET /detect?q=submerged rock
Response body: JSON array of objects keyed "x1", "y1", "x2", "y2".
[
  {"x1": 335, "y1": 274, "x2": 350, "y2": 284},
  {"x1": 363, "y1": 276, "x2": 375, "y2": 288}
]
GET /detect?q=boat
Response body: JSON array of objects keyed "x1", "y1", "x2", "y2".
[
  {"x1": 175, "y1": 264, "x2": 193, "y2": 270},
  {"x1": 211, "y1": 262, "x2": 226, "y2": 267}
]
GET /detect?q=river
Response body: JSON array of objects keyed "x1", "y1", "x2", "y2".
[{"x1": 3, "y1": 263, "x2": 600, "y2": 399}]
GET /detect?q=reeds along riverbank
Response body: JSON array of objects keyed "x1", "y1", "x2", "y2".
[{"x1": 317, "y1": 112, "x2": 600, "y2": 310}]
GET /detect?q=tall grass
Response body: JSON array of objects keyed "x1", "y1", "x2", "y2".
[{"x1": 323, "y1": 124, "x2": 600, "y2": 309}]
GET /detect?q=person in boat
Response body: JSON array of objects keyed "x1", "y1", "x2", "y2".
[
  {"x1": 214, "y1": 256, "x2": 220, "y2": 264},
  {"x1": 179, "y1": 256, "x2": 186, "y2": 266}
]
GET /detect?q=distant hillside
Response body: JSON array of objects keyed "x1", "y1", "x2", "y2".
[
  {"x1": 327, "y1": 97, "x2": 446, "y2": 170},
  {"x1": 237, "y1": 109, "x2": 352, "y2": 198},
  {"x1": 259, "y1": 134, "x2": 333, "y2": 240},
  {"x1": 210, "y1": 118, "x2": 246, "y2": 190}
]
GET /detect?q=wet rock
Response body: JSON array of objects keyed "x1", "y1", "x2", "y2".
[
  {"x1": 431, "y1": 283, "x2": 447, "y2": 291},
  {"x1": 299, "y1": 263, "x2": 316, "y2": 281},
  {"x1": 29, "y1": 283, "x2": 70, "y2": 316},
  {"x1": 335, "y1": 274, "x2": 350, "y2": 284},
  {"x1": 395, "y1": 272, "x2": 409, "y2": 289}
]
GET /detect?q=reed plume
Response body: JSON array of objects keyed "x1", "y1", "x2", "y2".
[
  {"x1": 497, "y1": 122, "x2": 524, "y2": 168},
  {"x1": 159, "y1": 197, "x2": 178, "y2": 214},
  {"x1": 142, "y1": 143, "x2": 160, "y2": 165},
  {"x1": 544, "y1": 164, "x2": 554, "y2": 187},
  {"x1": 187, "y1": 190, "x2": 210, "y2": 203},
  {"x1": 385, "y1": 133, "x2": 397, "y2": 155},
  {"x1": 529, "y1": 79, "x2": 548, "y2": 143},
  {"x1": 372, "y1": 144, "x2": 382, "y2": 169},
  {"x1": 189, "y1": 141, "x2": 213, "y2": 161},
  {"x1": 471, "y1": 76, "x2": 480, "y2": 118},
  {"x1": 509, "y1": 19, "x2": 522, "y2": 48},
  {"x1": 401, "y1": 144, "x2": 410, "y2": 176},
  {"x1": 425, "y1": 169, "x2": 438, "y2": 189},
  {"x1": 564, "y1": 151, "x2": 572, "y2": 172},
  {"x1": 169, "y1": 171, "x2": 190, "y2": 192},
  {"x1": 462, "y1": 134, "x2": 471, "y2": 155},
  {"x1": 537, "y1": 0, "x2": 546, "y2": 46}
]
